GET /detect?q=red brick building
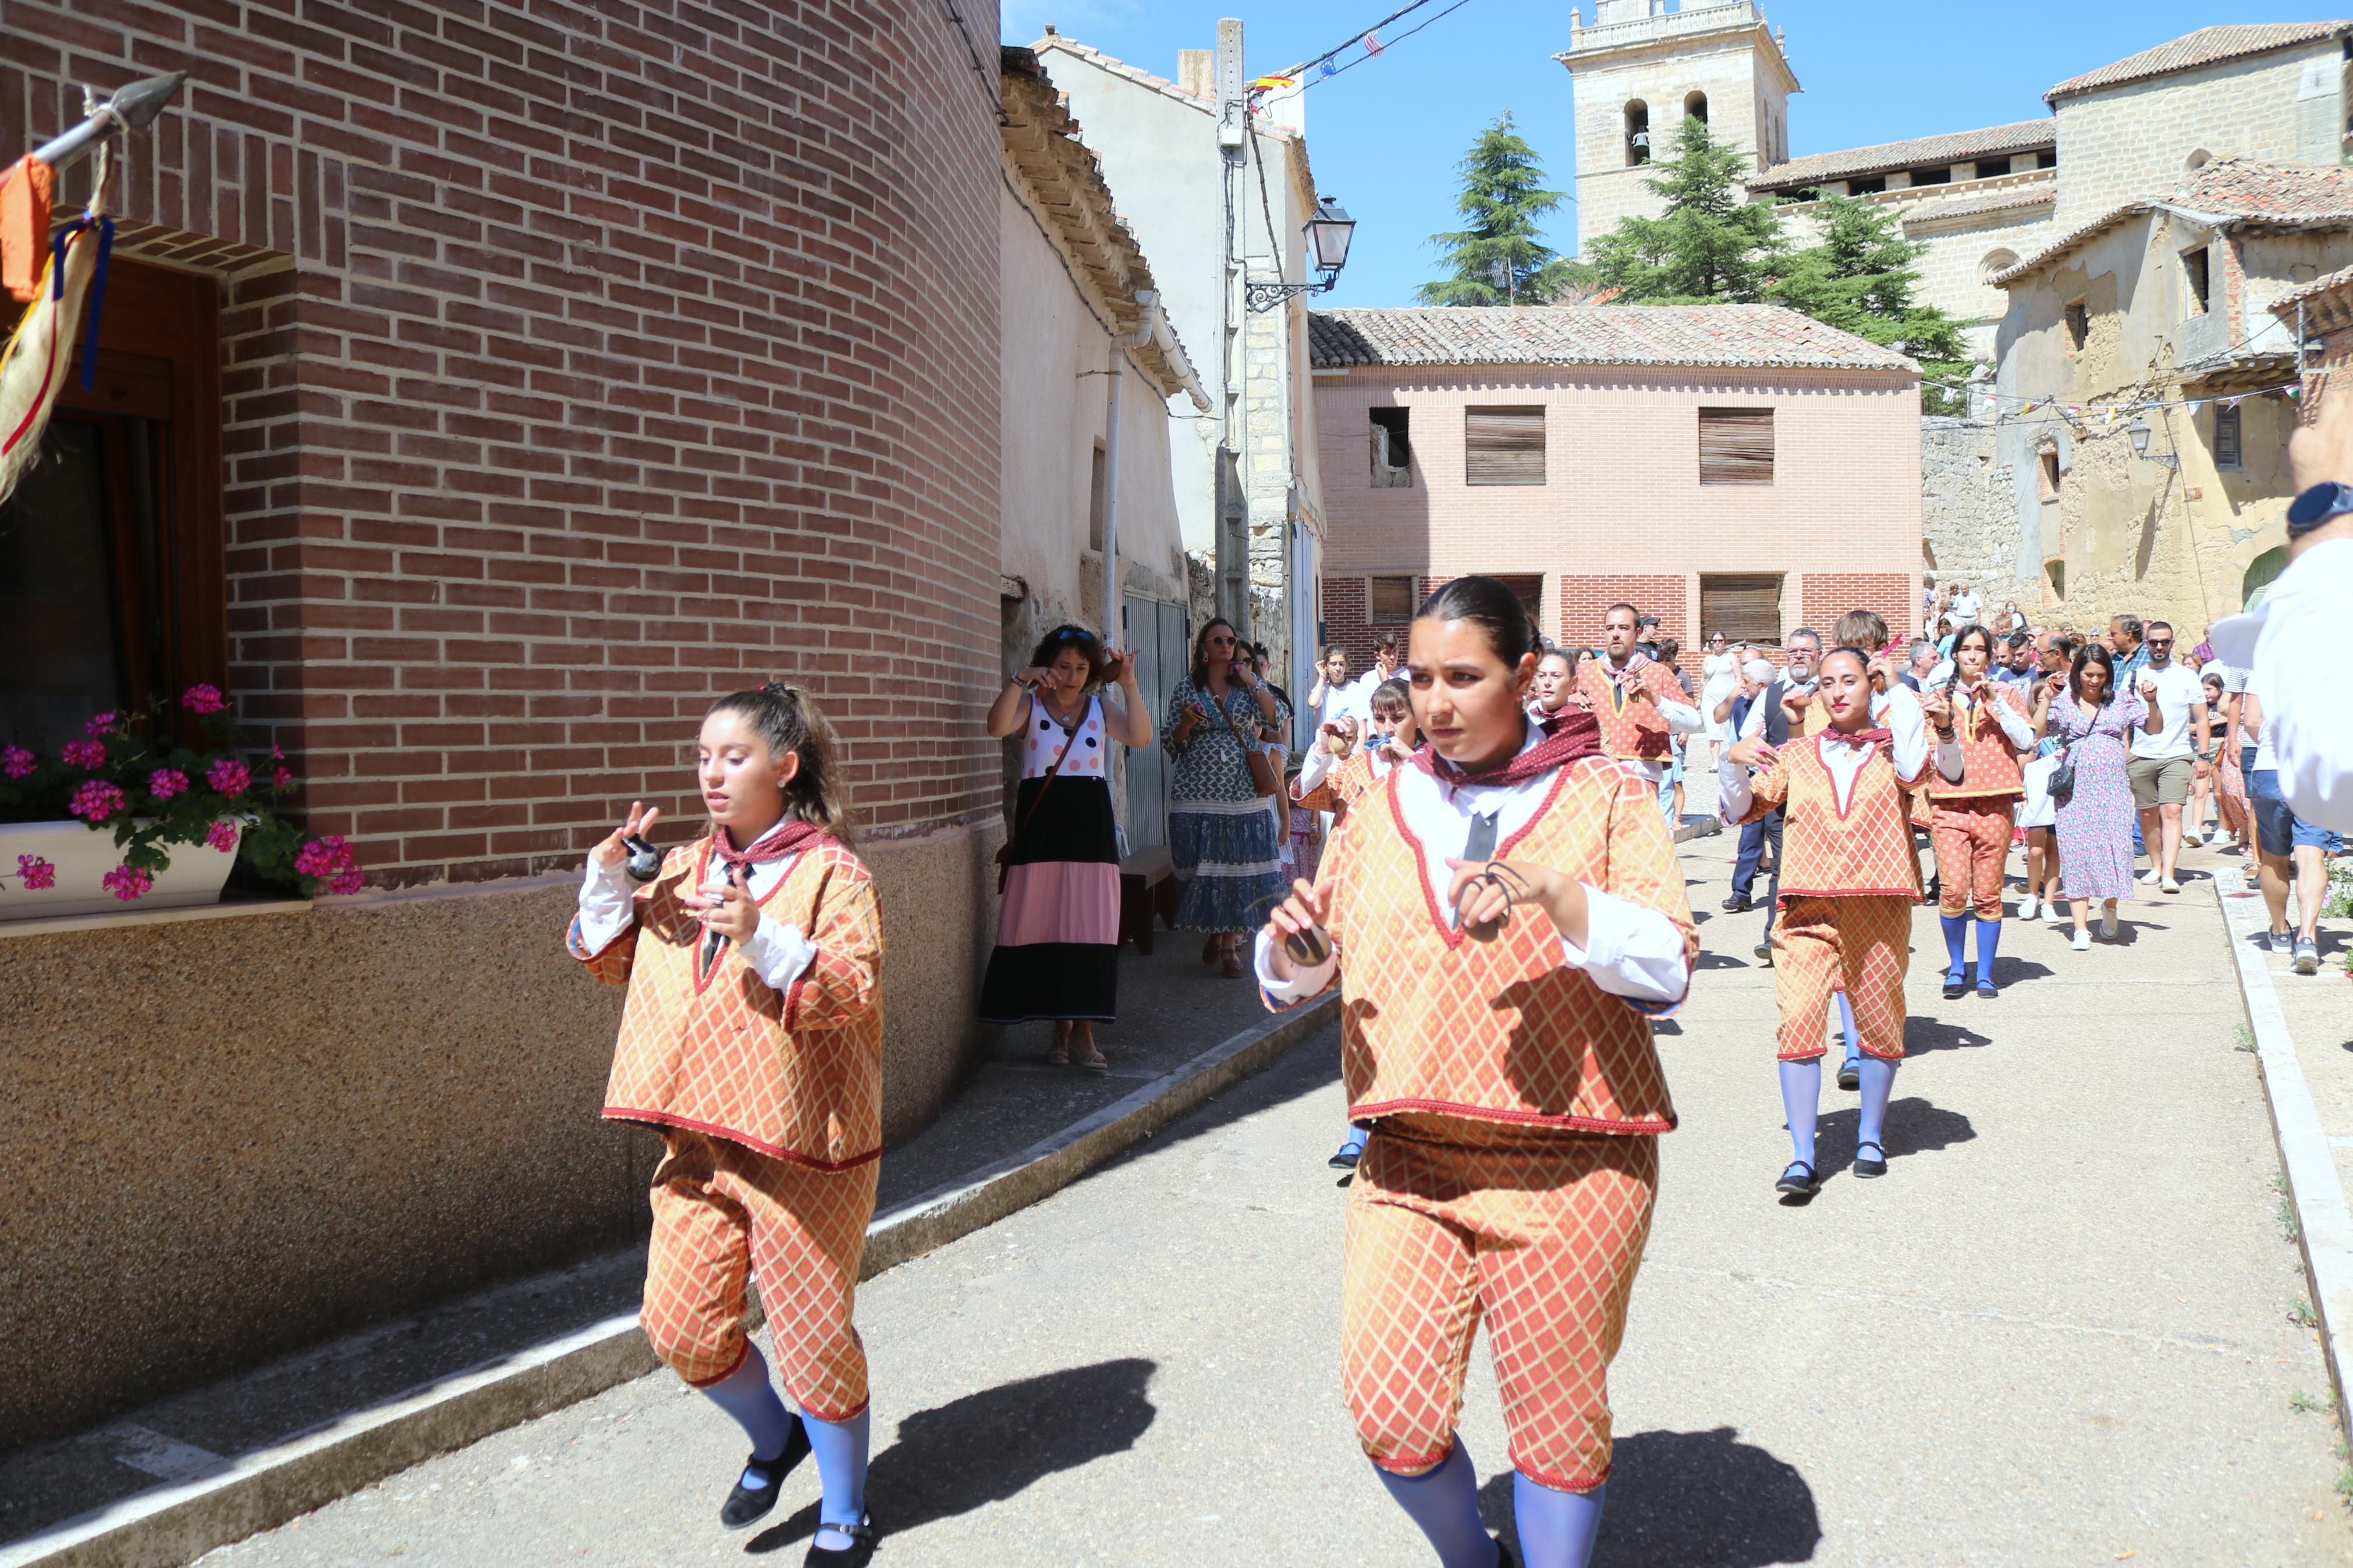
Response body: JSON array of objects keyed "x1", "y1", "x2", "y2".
[
  {"x1": 1309, "y1": 306, "x2": 1923, "y2": 661},
  {"x1": 0, "y1": 1, "x2": 1009, "y2": 1447}
]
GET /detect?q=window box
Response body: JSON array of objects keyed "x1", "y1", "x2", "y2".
[{"x1": 0, "y1": 817, "x2": 244, "y2": 923}]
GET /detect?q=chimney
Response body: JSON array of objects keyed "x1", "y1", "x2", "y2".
[{"x1": 1177, "y1": 48, "x2": 1213, "y2": 97}]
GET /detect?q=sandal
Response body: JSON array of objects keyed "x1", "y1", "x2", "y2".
[
  {"x1": 1046, "y1": 1021, "x2": 1071, "y2": 1067},
  {"x1": 1076, "y1": 1043, "x2": 1109, "y2": 1072},
  {"x1": 1853, "y1": 1140, "x2": 1888, "y2": 1178}
]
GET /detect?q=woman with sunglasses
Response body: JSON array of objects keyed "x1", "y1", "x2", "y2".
[{"x1": 1164, "y1": 618, "x2": 1290, "y2": 977}]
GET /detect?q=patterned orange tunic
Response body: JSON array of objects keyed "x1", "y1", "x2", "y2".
[
  {"x1": 1734, "y1": 735, "x2": 1923, "y2": 902},
  {"x1": 1319, "y1": 759, "x2": 1698, "y2": 1133},
  {"x1": 1923, "y1": 683, "x2": 2031, "y2": 803},
  {"x1": 1293, "y1": 747, "x2": 1385, "y2": 822},
  {"x1": 1574, "y1": 659, "x2": 1679, "y2": 763},
  {"x1": 572, "y1": 835, "x2": 885, "y2": 1170}
]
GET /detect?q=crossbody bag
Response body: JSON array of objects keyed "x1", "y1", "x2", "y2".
[{"x1": 995, "y1": 696, "x2": 1084, "y2": 893}]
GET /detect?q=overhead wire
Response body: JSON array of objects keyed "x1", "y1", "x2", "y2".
[
  {"x1": 1276, "y1": 0, "x2": 1459, "y2": 84},
  {"x1": 1298, "y1": 0, "x2": 1477, "y2": 90}
]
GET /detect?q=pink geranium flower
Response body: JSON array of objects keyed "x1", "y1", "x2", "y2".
[
  {"x1": 2, "y1": 745, "x2": 33, "y2": 778},
  {"x1": 206, "y1": 758, "x2": 251, "y2": 795},
  {"x1": 296, "y1": 834, "x2": 364, "y2": 894},
  {"x1": 148, "y1": 767, "x2": 189, "y2": 801},
  {"x1": 181, "y1": 684, "x2": 226, "y2": 715},
  {"x1": 274, "y1": 767, "x2": 293, "y2": 789},
  {"x1": 205, "y1": 819, "x2": 240, "y2": 854},
  {"x1": 69, "y1": 780, "x2": 127, "y2": 823},
  {"x1": 16, "y1": 855, "x2": 55, "y2": 890},
  {"x1": 61, "y1": 739, "x2": 107, "y2": 769},
  {"x1": 101, "y1": 864, "x2": 153, "y2": 901},
  {"x1": 85, "y1": 710, "x2": 122, "y2": 737},
  {"x1": 329, "y1": 868, "x2": 365, "y2": 895}
]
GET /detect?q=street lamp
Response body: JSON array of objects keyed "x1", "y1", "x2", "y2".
[
  {"x1": 1246, "y1": 195, "x2": 1356, "y2": 312},
  {"x1": 2125, "y1": 414, "x2": 2177, "y2": 470}
]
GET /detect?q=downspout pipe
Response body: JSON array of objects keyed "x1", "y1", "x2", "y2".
[{"x1": 1101, "y1": 291, "x2": 1157, "y2": 648}]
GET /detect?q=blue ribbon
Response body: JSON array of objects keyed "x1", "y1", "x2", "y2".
[{"x1": 48, "y1": 214, "x2": 115, "y2": 392}]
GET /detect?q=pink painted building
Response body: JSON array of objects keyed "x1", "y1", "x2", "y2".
[{"x1": 1309, "y1": 307, "x2": 1923, "y2": 661}]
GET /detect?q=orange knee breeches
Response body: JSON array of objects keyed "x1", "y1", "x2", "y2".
[
  {"x1": 1931, "y1": 800, "x2": 2013, "y2": 919},
  {"x1": 1341, "y1": 1121, "x2": 1657, "y2": 1493},
  {"x1": 1772, "y1": 894, "x2": 1912, "y2": 1061},
  {"x1": 641, "y1": 1129, "x2": 878, "y2": 1420}
]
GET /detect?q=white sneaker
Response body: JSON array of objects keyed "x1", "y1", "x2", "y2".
[
  {"x1": 2100, "y1": 911, "x2": 2120, "y2": 940},
  {"x1": 2181, "y1": 829, "x2": 2205, "y2": 848},
  {"x1": 2160, "y1": 876, "x2": 2181, "y2": 894},
  {"x1": 2071, "y1": 929, "x2": 2092, "y2": 952},
  {"x1": 2017, "y1": 896, "x2": 2040, "y2": 921},
  {"x1": 2138, "y1": 868, "x2": 2163, "y2": 886}
]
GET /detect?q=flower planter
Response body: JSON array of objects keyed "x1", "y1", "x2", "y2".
[{"x1": 0, "y1": 818, "x2": 244, "y2": 922}]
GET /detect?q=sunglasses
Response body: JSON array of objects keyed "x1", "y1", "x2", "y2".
[{"x1": 2148, "y1": 639, "x2": 2174, "y2": 649}]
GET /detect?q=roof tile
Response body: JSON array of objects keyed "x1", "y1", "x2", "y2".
[
  {"x1": 1308, "y1": 306, "x2": 1917, "y2": 374},
  {"x1": 2047, "y1": 22, "x2": 2353, "y2": 101},
  {"x1": 1749, "y1": 121, "x2": 2053, "y2": 193},
  {"x1": 1992, "y1": 159, "x2": 2353, "y2": 285}
]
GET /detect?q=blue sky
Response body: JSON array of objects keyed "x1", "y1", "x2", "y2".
[{"x1": 1001, "y1": 2, "x2": 2353, "y2": 307}]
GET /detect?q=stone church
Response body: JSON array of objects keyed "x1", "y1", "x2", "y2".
[{"x1": 1559, "y1": 5, "x2": 2353, "y2": 635}]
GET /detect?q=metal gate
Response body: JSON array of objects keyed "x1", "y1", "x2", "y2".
[{"x1": 1121, "y1": 595, "x2": 1188, "y2": 849}]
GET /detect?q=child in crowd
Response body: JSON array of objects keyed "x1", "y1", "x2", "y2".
[{"x1": 570, "y1": 683, "x2": 885, "y2": 1566}]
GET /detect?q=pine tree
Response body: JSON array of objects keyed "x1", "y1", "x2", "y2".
[
  {"x1": 1571, "y1": 116, "x2": 1787, "y2": 303},
  {"x1": 1770, "y1": 194, "x2": 1971, "y2": 410},
  {"x1": 1417, "y1": 113, "x2": 1570, "y2": 307}
]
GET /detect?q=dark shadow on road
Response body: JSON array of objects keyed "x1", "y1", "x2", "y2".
[
  {"x1": 748, "y1": 1359, "x2": 1159, "y2": 1552},
  {"x1": 1985, "y1": 956, "x2": 2054, "y2": 984},
  {"x1": 1474, "y1": 1425, "x2": 1821, "y2": 1566},
  {"x1": 1814, "y1": 1096, "x2": 1974, "y2": 1174},
  {"x1": 1695, "y1": 951, "x2": 1753, "y2": 970},
  {"x1": 1902, "y1": 1016, "x2": 1993, "y2": 1055}
]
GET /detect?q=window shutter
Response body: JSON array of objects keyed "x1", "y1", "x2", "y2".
[
  {"x1": 1698, "y1": 408, "x2": 1774, "y2": 485},
  {"x1": 1465, "y1": 406, "x2": 1546, "y2": 486},
  {"x1": 1699, "y1": 574, "x2": 1783, "y2": 646}
]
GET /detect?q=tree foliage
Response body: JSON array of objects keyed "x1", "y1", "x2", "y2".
[
  {"x1": 1766, "y1": 194, "x2": 1971, "y2": 410},
  {"x1": 1570, "y1": 116, "x2": 1787, "y2": 303},
  {"x1": 1418, "y1": 113, "x2": 1571, "y2": 306}
]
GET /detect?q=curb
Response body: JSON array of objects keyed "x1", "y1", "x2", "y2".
[
  {"x1": 1672, "y1": 815, "x2": 1723, "y2": 844},
  {"x1": 0, "y1": 995, "x2": 1339, "y2": 1568},
  {"x1": 2212, "y1": 879, "x2": 2353, "y2": 1452}
]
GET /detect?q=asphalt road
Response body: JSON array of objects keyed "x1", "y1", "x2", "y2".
[{"x1": 205, "y1": 835, "x2": 2352, "y2": 1567}]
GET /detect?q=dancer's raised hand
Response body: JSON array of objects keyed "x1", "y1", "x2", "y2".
[{"x1": 594, "y1": 801, "x2": 661, "y2": 868}]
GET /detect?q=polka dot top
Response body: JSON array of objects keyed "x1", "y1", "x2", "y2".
[{"x1": 1024, "y1": 694, "x2": 1108, "y2": 779}]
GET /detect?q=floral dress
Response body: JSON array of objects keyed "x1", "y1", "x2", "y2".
[
  {"x1": 2049, "y1": 689, "x2": 2148, "y2": 902},
  {"x1": 1163, "y1": 677, "x2": 1291, "y2": 932}
]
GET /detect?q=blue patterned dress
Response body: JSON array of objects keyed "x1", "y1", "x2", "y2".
[
  {"x1": 2050, "y1": 689, "x2": 2148, "y2": 902},
  {"x1": 1163, "y1": 677, "x2": 1291, "y2": 932}
]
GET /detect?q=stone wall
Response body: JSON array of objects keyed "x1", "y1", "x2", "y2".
[{"x1": 1921, "y1": 414, "x2": 2031, "y2": 616}]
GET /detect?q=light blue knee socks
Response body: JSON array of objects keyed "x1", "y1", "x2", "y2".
[
  {"x1": 1973, "y1": 919, "x2": 2001, "y2": 986},
  {"x1": 1837, "y1": 991, "x2": 1862, "y2": 1069},
  {"x1": 1779, "y1": 1058, "x2": 1820, "y2": 1169},
  {"x1": 1513, "y1": 1473, "x2": 1606, "y2": 1568},
  {"x1": 702, "y1": 1342, "x2": 797, "y2": 1484},
  {"x1": 1939, "y1": 912, "x2": 1969, "y2": 979},
  {"x1": 802, "y1": 1406, "x2": 871, "y2": 1551},
  {"x1": 1375, "y1": 1442, "x2": 1497, "y2": 1568},
  {"x1": 1856, "y1": 1055, "x2": 1896, "y2": 1155}
]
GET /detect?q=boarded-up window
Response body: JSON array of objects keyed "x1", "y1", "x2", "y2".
[
  {"x1": 1369, "y1": 407, "x2": 1412, "y2": 488},
  {"x1": 2063, "y1": 301, "x2": 2088, "y2": 351},
  {"x1": 2038, "y1": 447, "x2": 2062, "y2": 500},
  {"x1": 1698, "y1": 408, "x2": 1774, "y2": 485},
  {"x1": 1700, "y1": 574, "x2": 1783, "y2": 647},
  {"x1": 1369, "y1": 575, "x2": 1417, "y2": 620},
  {"x1": 1465, "y1": 406, "x2": 1546, "y2": 486},
  {"x1": 2214, "y1": 404, "x2": 2241, "y2": 468}
]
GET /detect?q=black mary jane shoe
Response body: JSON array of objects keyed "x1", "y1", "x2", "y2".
[
  {"x1": 1975, "y1": 977, "x2": 1998, "y2": 1000},
  {"x1": 1940, "y1": 972, "x2": 1968, "y2": 1001},
  {"x1": 721, "y1": 1421, "x2": 812, "y2": 1530},
  {"x1": 1774, "y1": 1160, "x2": 1819, "y2": 1197},
  {"x1": 804, "y1": 1518, "x2": 880, "y2": 1567},
  {"x1": 1836, "y1": 1057, "x2": 1860, "y2": 1092},
  {"x1": 1853, "y1": 1140, "x2": 1889, "y2": 1179}
]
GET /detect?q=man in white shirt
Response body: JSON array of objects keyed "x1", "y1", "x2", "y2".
[
  {"x1": 1333, "y1": 631, "x2": 1404, "y2": 727},
  {"x1": 2125, "y1": 620, "x2": 2210, "y2": 893},
  {"x1": 2210, "y1": 382, "x2": 2353, "y2": 833},
  {"x1": 1950, "y1": 582, "x2": 1982, "y2": 624}
]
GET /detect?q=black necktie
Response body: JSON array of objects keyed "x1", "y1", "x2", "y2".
[{"x1": 1463, "y1": 809, "x2": 1499, "y2": 865}]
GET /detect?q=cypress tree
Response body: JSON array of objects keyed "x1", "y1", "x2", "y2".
[{"x1": 1417, "y1": 113, "x2": 1570, "y2": 306}]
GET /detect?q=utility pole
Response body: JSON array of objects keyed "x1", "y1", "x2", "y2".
[{"x1": 1213, "y1": 17, "x2": 1250, "y2": 632}]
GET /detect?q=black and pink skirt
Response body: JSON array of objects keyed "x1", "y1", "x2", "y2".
[{"x1": 979, "y1": 774, "x2": 1120, "y2": 1023}]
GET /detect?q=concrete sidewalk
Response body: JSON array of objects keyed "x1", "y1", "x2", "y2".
[
  {"x1": 190, "y1": 833, "x2": 2352, "y2": 1566},
  {"x1": 0, "y1": 934, "x2": 1327, "y2": 1568}
]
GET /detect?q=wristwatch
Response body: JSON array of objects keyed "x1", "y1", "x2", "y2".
[{"x1": 2287, "y1": 480, "x2": 2353, "y2": 536}]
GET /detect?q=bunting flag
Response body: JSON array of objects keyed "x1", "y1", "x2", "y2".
[
  {"x1": 1319, "y1": 59, "x2": 1337, "y2": 77},
  {"x1": 1251, "y1": 74, "x2": 1297, "y2": 92},
  {"x1": 1362, "y1": 29, "x2": 1385, "y2": 54},
  {"x1": 2187, "y1": 400, "x2": 2205, "y2": 415}
]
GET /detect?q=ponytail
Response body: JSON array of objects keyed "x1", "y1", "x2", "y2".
[{"x1": 705, "y1": 681, "x2": 855, "y2": 843}]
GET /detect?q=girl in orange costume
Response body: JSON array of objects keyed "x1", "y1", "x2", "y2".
[
  {"x1": 1261, "y1": 578, "x2": 1696, "y2": 1568},
  {"x1": 570, "y1": 683, "x2": 882, "y2": 1566},
  {"x1": 1925, "y1": 624, "x2": 2038, "y2": 998},
  {"x1": 1720, "y1": 649, "x2": 1963, "y2": 1194}
]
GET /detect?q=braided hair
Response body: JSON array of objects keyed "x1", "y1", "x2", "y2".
[{"x1": 704, "y1": 681, "x2": 854, "y2": 842}]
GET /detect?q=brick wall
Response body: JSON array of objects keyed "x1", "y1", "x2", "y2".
[
  {"x1": 1557, "y1": 574, "x2": 1690, "y2": 649},
  {"x1": 1800, "y1": 572, "x2": 1918, "y2": 646},
  {"x1": 3, "y1": 0, "x2": 1005, "y2": 886}
]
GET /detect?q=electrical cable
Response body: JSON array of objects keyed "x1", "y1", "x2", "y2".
[
  {"x1": 1276, "y1": 0, "x2": 1456, "y2": 83},
  {"x1": 1300, "y1": 0, "x2": 1477, "y2": 90}
]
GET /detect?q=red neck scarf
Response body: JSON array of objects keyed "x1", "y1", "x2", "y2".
[
  {"x1": 1418, "y1": 707, "x2": 1603, "y2": 791},
  {"x1": 1821, "y1": 726, "x2": 1894, "y2": 756},
  {"x1": 712, "y1": 816, "x2": 825, "y2": 879}
]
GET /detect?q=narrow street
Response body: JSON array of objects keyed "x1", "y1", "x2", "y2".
[{"x1": 205, "y1": 835, "x2": 2350, "y2": 1567}]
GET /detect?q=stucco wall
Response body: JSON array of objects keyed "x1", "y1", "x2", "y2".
[{"x1": 0, "y1": 823, "x2": 998, "y2": 1450}]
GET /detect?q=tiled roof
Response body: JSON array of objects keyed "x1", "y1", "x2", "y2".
[
  {"x1": 2047, "y1": 22, "x2": 2353, "y2": 101},
  {"x1": 1897, "y1": 183, "x2": 2056, "y2": 229},
  {"x1": 1990, "y1": 159, "x2": 2353, "y2": 285},
  {"x1": 2173, "y1": 346, "x2": 2299, "y2": 389},
  {"x1": 1308, "y1": 306, "x2": 1918, "y2": 374},
  {"x1": 1748, "y1": 121, "x2": 2052, "y2": 193}
]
